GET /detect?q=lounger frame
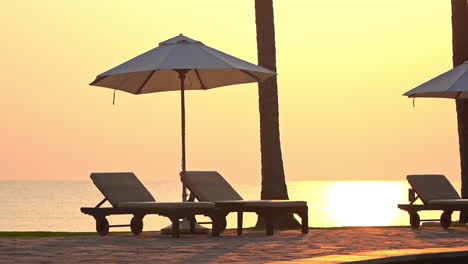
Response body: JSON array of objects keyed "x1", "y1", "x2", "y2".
[
  {"x1": 212, "y1": 202, "x2": 309, "y2": 236},
  {"x1": 398, "y1": 204, "x2": 459, "y2": 229},
  {"x1": 182, "y1": 170, "x2": 309, "y2": 236},
  {"x1": 398, "y1": 189, "x2": 468, "y2": 229},
  {"x1": 81, "y1": 198, "x2": 224, "y2": 238}
]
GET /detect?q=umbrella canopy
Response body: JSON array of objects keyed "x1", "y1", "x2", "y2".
[
  {"x1": 404, "y1": 61, "x2": 468, "y2": 99},
  {"x1": 90, "y1": 34, "x2": 276, "y2": 201},
  {"x1": 91, "y1": 34, "x2": 275, "y2": 92}
]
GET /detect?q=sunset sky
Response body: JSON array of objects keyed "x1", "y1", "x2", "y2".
[{"x1": 1, "y1": 0, "x2": 461, "y2": 183}]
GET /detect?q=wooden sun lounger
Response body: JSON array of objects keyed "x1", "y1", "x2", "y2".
[
  {"x1": 80, "y1": 172, "x2": 223, "y2": 238},
  {"x1": 182, "y1": 171, "x2": 309, "y2": 236},
  {"x1": 397, "y1": 174, "x2": 468, "y2": 229}
]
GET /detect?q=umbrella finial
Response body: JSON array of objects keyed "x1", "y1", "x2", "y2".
[{"x1": 159, "y1": 34, "x2": 203, "y2": 46}]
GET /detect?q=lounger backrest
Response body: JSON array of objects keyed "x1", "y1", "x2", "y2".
[
  {"x1": 183, "y1": 171, "x2": 243, "y2": 201},
  {"x1": 407, "y1": 174, "x2": 460, "y2": 203},
  {"x1": 90, "y1": 172, "x2": 155, "y2": 207}
]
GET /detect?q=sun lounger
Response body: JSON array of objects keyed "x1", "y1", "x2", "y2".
[
  {"x1": 397, "y1": 174, "x2": 468, "y2": 229},
  {"x1": 80, "y1": 172, "x2": 223, "y2": 238},
  {"x1": 182, "y1": 171, "x2": 309, "y2": 236}
]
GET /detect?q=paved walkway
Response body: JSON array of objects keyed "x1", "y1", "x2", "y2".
[
  {"x1": 1, "y1": 227, "x2": 467, "y2": 263},
  {"x1": 269, "y1": 246, "x2": 468, "y2": 263}
]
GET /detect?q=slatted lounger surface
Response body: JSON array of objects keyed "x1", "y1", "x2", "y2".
[
  {"x1": 80, "y1": 172, "x2": 222, "y2": 238},
  {"x1": 397, "y1": 174, "x2": 468, "y2": 229},
  {"x1": 182, "y1": 171, "x2": 309, "y2": 235}
]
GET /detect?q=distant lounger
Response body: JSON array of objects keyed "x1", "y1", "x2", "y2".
[
  {"x1": 183, "y1": 171, "x2": 309, "y2": 235},
  {"x1": 398, "y1": 174, "x2": 468, "y2": 229},
  {"x1": 80, "y1": 172, "x2": 223, "y2": 238}
]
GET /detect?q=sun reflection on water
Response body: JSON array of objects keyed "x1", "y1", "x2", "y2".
[
  {"x1": 288, "y1": 181, "x2": 409, "y2": 227},
  {"x1": 323, "y1": 181, "x2": 405, "y2": 226}
]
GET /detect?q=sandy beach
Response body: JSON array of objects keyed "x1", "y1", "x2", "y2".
[{"x1": 2, "y1": 226, "x2": 467, "y2": 264}]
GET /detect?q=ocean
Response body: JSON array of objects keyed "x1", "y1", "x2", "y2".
[{"x1": 1, "y1": 180, "x2": 461, "y2": 232}]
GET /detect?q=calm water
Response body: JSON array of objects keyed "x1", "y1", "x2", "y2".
[{"x1": 0, "y1": 180, "x2": 461, "y2": 232}]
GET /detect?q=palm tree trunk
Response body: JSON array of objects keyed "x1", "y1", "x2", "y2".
[
  {"x1": 452, "y1": 0, "x2": 468, "y2": 223},
  {"x1": 254, "y1": 0, "x2": 300, "y2": 228}
]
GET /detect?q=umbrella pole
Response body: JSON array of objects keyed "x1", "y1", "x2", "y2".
[
  {"x1": 162, "y1": 70, "x2": 210, "y2": 233},
  {"x1": 178, "y1": 70, "x2": 188, "y2": 202}
]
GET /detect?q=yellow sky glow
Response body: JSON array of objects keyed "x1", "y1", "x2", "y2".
[{"x1": 0, "y1": 0, "x2": 461, "y2": 183}]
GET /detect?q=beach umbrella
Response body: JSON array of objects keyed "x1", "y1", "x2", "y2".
[
  {"x1": 404, "y1": 61, "x2": 468, "y2": 222},
  {"x1": 90, "y1": 34, "x2": 276, "y2": 202},
  {"x1": 404, "y1": 61, "x2": 468, "y2": 99}
]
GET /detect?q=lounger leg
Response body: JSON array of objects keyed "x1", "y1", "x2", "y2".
[
  {"x1": 211, "y1": 220, "x2": 220, "y2": 237},
  {"x1": 440, "y1": 211, "x2": 453, "y2": 229},
  {"x1": 189, "y1": 216, "x2": 196, "y2": 234},
  {"x1": 208, "y1": 212, "x2": 224, "y2": 237},
  {"x1": 93, "y1": 215, "x2": 109, "y2": 236},
  {"x1": 409, "y1": 211, "x2": 420, "y2": 229},
  {"x1": 262, "y1": 212, "x2": 274, "y2": 236},
  {"x1": 130, "y1": 215, "x2": 144, "y2": 235},
  {"x1": 171, "y1": 218, "x2": 180, "y2": 238},
  {"x1": 218, "y1": 212, "x2": 228, "y2": 232},
  {"x1": 237, "y1": 211, "x2": 243, "y2": 236},
  {"x1": 298, "y1": 207, "x2": 309, "y2": 234}
]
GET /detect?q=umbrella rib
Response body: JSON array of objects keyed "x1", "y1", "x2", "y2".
[
  {"x1": 198, "y1": 44, "x2": 276, "y2": 75},
  {"x1": 89, "y1": 75, "x2": 108, "y2": 86},
  {"x1": 194, "y1": 69, "x2": 207, "y2": 90},
  {"x1": 239, "y1": 69, "x2": 261, "y2": 82},
  {"x1": 195, "y1": 44, "x2": 274, "y2": 83},
  {"x1": 196, "y1": 45, "x2": 234, "y2": 68},
  {"x1": 135, "y1": 70, "x2": 156, "y2": 94}
]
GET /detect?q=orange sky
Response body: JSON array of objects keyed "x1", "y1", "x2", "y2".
[{"x1": 0, "y1": 0, "x2": 461, "y2": 183}]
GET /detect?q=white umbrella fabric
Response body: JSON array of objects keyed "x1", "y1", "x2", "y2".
[
  {"x1": 90, "y1": 34, "x2": 276, "y2": 201},
  {"x1": 404, "y1": 61, "x2": 468, "y2": 99}
]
